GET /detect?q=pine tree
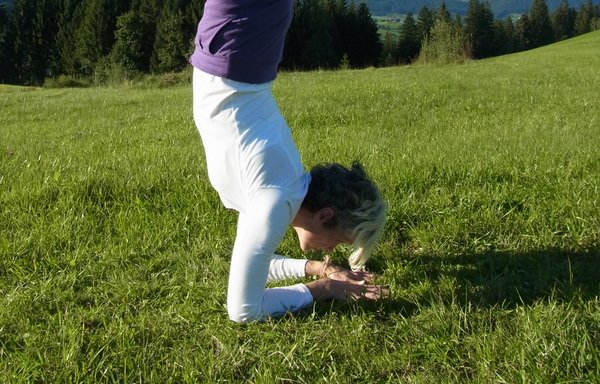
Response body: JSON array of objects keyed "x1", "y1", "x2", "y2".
[
  {"x1": 183, "y1": 0, "x2": 205, "y2": 42},
  {"x1": 37, "y1": 0, "x2": 61, "y2": 79},
  {"x1": 397, "y1": 13, "x2": 420, "y2": 64},
  {"x1": 437, "y1": 2, "x2": 452, "y2": 23},
  {"x1": 416, "y1": 6, "x2": 434, "y2": 44},
  {"x1": 516, "y1": 14, "x2": 533, "y2": 50},
  {"x1": 323, "y1": 0, "x2": 348, "y2": 67},
  {"x1": 0, "y1": 3, "x2": 11, "y2": 82},
  {"x1": 464, "y1": 0, "x2": 495, "y2": 58},
  {"x1": 380, "y1": 30, "x2": 397, "y2": 66},
  {"x1": 111, "y1": 11, "x2": 146, "y2": 72},
  {"x1": 54, "y1": 0, "x2": 81, "y2": 76},
  {"x1": 574, "y1": 0, "x2": 594, "y2": 35},
  {"x1": 494, "y1": 17, "x2": 515, "y2": 55},
  {"x1": 10, "y1": 0, "x2": 36, "y2": 83},
  {"x1": 74, "y1": 0, "x2": 112, "y2": 75},
  {"x1": 73, "y1": 0, "x2": 128, "y2": 76},
  {"x1": 151, "y1": 7, "x2": 188, "y2": 72},
  {"x1": 8, "y1": 0, "x2": 59, "y2": 84},
  {"x1": 350, "y1": 2, "x2": 381, "y2": 67},
  {"x1": 552, "y1": 0, "x2": 576, "y2": 40},
  {"x1": 284, "y1": 0, "x2": 333, "y2": 70},
  {"x1": 528, "y1": 0, "x2": 554, "y2": 48}
]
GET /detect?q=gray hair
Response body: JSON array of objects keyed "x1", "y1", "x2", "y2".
[{"x1": 302, "y1": 162, "x2": 387, "y2": 270}]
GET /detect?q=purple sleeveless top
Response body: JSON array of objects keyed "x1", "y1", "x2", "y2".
[{"x1": 190, "y1": 0, "x2": 294, "y2": 84}]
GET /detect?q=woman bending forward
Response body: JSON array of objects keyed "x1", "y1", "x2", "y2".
[{"x1": 191, "y1": 0, "x2": 388, "y2": 323}]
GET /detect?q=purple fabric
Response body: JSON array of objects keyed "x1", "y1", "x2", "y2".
[{"x1": 190, "y1": 0, "x2": 294, "y2": 84}]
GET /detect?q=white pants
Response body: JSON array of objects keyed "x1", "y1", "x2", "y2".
[{"x1": 192, "y1": 68, "x2": 314, "y2": 322}]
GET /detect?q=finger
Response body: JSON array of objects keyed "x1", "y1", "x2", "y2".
[
  {"x1": 343, "y1": 282, "x2": 367, "y2": 300},
  {"x1": 360, "y1": 285, "x2": 391, "y2": 300},
  {"x1": 348, "y1": 270, "x2": 377, "y2": 280},
  {"x1": 357, "y1": 272, "x2": 376, "y2": 282},
  {"x1": 328, "y1": 270, "x2": 369, "y2": 283},
  {"x1": 344, "y1": 278, "x2": 366, "y2": 286}
]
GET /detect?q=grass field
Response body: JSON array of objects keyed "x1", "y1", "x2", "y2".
[{"x1": 1, "y1": 31, "x2": 599, "y2": 383}]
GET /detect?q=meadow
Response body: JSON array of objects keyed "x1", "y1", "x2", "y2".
[{"x1": 1, "y1": 31, "x2": 599, "y2": 383}]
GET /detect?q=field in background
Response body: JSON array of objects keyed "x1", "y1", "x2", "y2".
[
  {"x1": 374, "y1": 15, "x2": 403, "y2": 37},
  {"x1": 1, "y1": 31, "x2": 599, "y2": 382}
]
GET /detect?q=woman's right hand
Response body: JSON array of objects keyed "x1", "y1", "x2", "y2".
[{"x1": 306, "y1": 278, "x2": 389, "y2": 302}]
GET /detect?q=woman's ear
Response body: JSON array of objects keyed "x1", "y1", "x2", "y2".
[{"x1": 316, "y1": 207, "x2": 335, "y2": 224}]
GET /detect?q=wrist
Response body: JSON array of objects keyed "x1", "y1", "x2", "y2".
[
  {"x1": 305, "y1": 257, "x2": 334, "y2": 278},
  {"x1": 304, "y1": 259, "x2": 322, "y2": 277}
]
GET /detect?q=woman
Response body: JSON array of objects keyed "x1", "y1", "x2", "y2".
[{"x1": 191, "y1": 0, "x2": 388, "y2": 323}]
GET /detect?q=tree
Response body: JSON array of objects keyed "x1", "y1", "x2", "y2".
[
  {"x1": 151, "y1": 7, "x2": 188, "y2": 72},
  {"x1": 397, "y1": 13, "x2": 420, "y2": 64},
  {"x1": 493, "y1": 17, "x2": 515, "y2": 55},
  {"x1": 54, "y1": 0, "x2": 82, "y2": 76},
  {"x1": 7, "y1": 0, "x2": 60, "y2": 85},
  {"x1": 323, "y1": 0, "x2": 348, "y2": 67},
  {"x1": 0, "y1": 3, "x2": 10, "y2": 82},
  {"x1": 417, "y1": 6, "x2": 434, "y2": 44},
  {"x1": 574, "y1": 0, "x2": 594, "y2": 35},
  {"x1": 74, "y1": 0, "x2": 113, "y2": 75},
  {"x1": 111, "y1": 11, "x2": 146, "y2": 72},
  {"x1": 183, "y1": 0, "x2": 205, "y2": 43},
  {"x1": 436, "y1": 2, "x2": 452, "y2": 23},
  {"x1": 464, "y1": 0, "x2": 495, "y2": 58},
  {"x1": 348, "y1": 2, "x2": 381, "y2": 67},
  {"x1": 515, "y1": 14, "x2": 533, "y2": 50},
  {"x1": 552, "y1": 0, "x2": 576, "y2": 40},
  {"x1": 528, "y1": 0, "x2": 554, "y2": 48},
  {"x1": 380, "y1": 31, "x2": 397, "y2": 66},
  {"x1": 284, "y1": 0, "x2": 333, "y2": 70},
  {"x1": 419, "y1": 18, "x2": 468, "y2": 64}
]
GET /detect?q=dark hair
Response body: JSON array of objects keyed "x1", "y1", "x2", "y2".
[{"x1": 302, "y1": 162, "x2": 387, "y2": 270}]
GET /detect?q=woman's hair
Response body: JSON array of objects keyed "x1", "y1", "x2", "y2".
[{"x1": 302, "y1": 162, "x2": 387, "y2": 271}]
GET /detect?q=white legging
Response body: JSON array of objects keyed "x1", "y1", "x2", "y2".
[{"x1": 192, "y1": 68, "x2": 314, "y2": 322}]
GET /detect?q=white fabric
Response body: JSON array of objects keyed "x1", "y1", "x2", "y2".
[
  {"x1": 268, "y1": 254, "x2": 309, "y2": 282},
  {"x1": 193, "y1": 68, "x2": 314, "y2": 322}
]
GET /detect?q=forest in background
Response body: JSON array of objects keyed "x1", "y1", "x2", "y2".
[
  {"x1": 0, "y1": 0, "x2": 599, "y2": 86},
  {"x1": 363, "y1": 0, "x2": 600, "y2": 18}
]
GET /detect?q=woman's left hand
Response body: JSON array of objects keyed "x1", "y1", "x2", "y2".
[
  {"x1": 324, "y1": 265, "x2": 376, "y2": 283},
  {"x1": 306, "y1": 258, "x2": 378, "y2": 283}
]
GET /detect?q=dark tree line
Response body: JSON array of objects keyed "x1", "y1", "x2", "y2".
[
  {"x1": 0, "y1": 0, "x2": 599, "y2": 85},
  {"x1": 283, "y1": 0, "x2": 382, "y2": 70},
  {"x1": 382, "y1": 0, "x2": 599, "y2": 64},
  {"x1": 0, "y1": 0, "x2": 381, "y2": 85},
  {"x1": 0, "y1": 0, "x2": 205, "y2": 85}
]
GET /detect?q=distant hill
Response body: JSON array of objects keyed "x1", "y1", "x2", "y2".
[
  {"x1": 363, "y1": 0, "x2": 600, "y2": 18},
  {"x1": 1, "y1": 0, "x2": 598, "y2": 20}
]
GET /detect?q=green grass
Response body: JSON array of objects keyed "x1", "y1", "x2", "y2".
[
  {"x1": 374, "y1": 15, "x2": 404, "y2": 38},
  {"x1": 1, "y1": 31, "x2": 599, "y2": 383}
]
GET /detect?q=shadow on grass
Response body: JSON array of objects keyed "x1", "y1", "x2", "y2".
[
  {"x1": 304, "y1": 247, "x2": 599, "y2": 320},
  {"x1": 406, "y1": 248, "x2": 599, "y2": 307}
]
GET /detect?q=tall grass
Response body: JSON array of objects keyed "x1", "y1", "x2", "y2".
[{"x1": 1, "y1": 31, "x2": 599, "y2": 382}]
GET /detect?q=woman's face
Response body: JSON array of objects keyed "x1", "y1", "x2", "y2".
[
  {"x1": 293, "y1": 208, "x2": 354, "y2": 251},
  {"x1": 295, "y1": 225, "x2": 353, "y2": 251}
]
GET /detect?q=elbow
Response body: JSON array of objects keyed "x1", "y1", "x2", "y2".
[{"x1": 227, "y1": 303, "x2": 263, "y2": 324}]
